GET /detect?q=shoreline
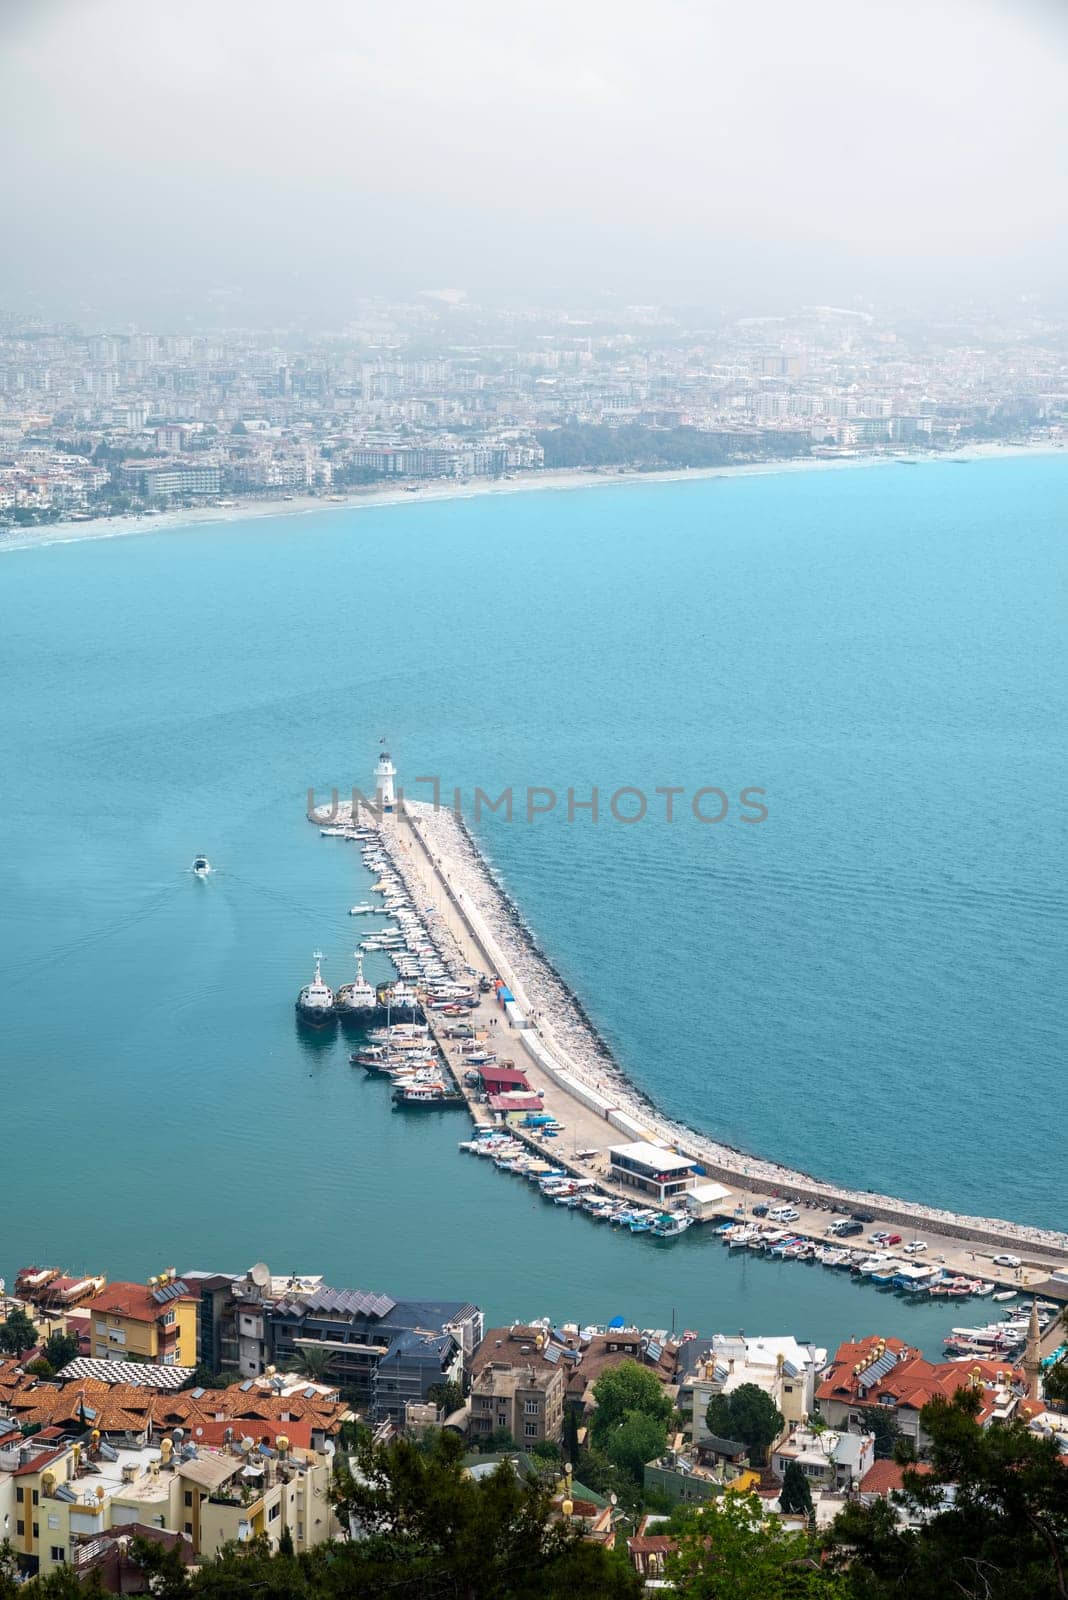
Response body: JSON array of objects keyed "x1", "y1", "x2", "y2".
[
  {"x1": 382, "y1": 798, "x2": 1068, "y2": 1267},
  {"x1": 1, "y1": 440, "x2": 1060, "y2": 557}
]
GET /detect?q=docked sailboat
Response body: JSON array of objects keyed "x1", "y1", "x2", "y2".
[{"x1": 295, "y1": 951, "x2": 336, "y2": 1026}]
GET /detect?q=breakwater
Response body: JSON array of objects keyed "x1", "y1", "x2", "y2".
[{"x1": 382, "y1": 799, "x2": 1068, "y2": 1268}]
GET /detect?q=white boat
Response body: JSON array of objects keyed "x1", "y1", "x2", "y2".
[
  {"x1": 349, "y1": 904, "x2": 377, "y2": 915},
  {"x1": 295, "y1": 951, "x2": 336, "y2": 1026},
  {"x1": 336, "y1": 953, "x2": 377, "y2": 1016},
  {"x1": 191, "y1": 855, "x2": 211, "y2": 877},
  {"x1": 653, "y1": 1213, "x2": 693, "y2": 1237}
]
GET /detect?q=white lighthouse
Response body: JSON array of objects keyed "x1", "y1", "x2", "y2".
[{"x1": 374, "y1": 749, "x2": 397, "y2": 813}]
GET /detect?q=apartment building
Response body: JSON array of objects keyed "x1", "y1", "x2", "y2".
[
  {"x1": 86, "y1": 1280, "x2": 197, "y2": 1367},
  {"x1": 469, "y1": 1363, "x2": 566, "y2": 1447}
]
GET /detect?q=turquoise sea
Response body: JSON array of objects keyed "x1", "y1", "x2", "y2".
[{"x1": 1, "y1": 455, "x2": 1064, "y2": 1358}]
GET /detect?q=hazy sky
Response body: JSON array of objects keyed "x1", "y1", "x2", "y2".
[{"x1": 2, "y1": 0, "x2": 1066, "y2": 321}]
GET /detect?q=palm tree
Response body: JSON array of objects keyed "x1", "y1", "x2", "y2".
[{"x1": 286, "y1": 1345, "x2": 335, "y2": 1382}]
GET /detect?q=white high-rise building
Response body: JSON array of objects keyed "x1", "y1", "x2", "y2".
[{"x1": 375, "y1": 749, "x2": 397, "y2": 813}]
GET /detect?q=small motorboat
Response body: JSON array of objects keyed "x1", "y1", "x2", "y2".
[{"x1": 192, "y1": 855, "x2": 211, "y2": 877}]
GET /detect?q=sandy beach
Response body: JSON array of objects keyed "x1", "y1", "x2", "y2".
[{"x1": 0, "y1": 440, "x2": 1059, "y2": 557}]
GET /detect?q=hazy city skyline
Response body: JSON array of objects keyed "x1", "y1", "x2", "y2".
[{"x1": 3, "y1": 0, "x2": 1066, "y2": 324}]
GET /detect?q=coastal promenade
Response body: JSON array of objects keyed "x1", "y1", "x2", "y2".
[{"x1": 370, "y1": 800, "x2": 1068, "y2": 1286}]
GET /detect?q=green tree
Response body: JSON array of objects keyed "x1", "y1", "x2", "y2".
[
  {"x1": 590, "y1": 1360, "x2": 673, "y2": 1446},
  {"x1": 864, "y1": 1405, "x2": 901, "y2": 1461},
  {"x1": 481, "y1": 1425, "x2": 517, "y2": 1452},
  {"x1": 182, "y1": 1362, "x2": 241, "y2": 1391},
  {"x1": 184, "y1": 1536, "x2": 319, "y2": 1600},
  {"x1": 779, "y1": 1460, "x2": 815, "y2": 1520},
  {"x1": 824, "y1": 1389, "x2": 1068, "y2": 1599},
  {"x1": 0, "y1": 1308, "x2": 38, "y2": 1358},
  {"x1": 668, "y1": 1492, "x2": 842, "y2": 1599},
  {"x1": 427, "y1": 1378, "x2": 464, "y2": 1415},
  {"x1": 603, "y1": 1409, "x2": 669, "y2": 1488},
  {"x1": 330, "y1": 1427, "x2": 639, "y2": 1597},
  {"x1": 705, "y1": 1384, "x2": 783, "y2": 1467},
  {"x1": 277, "y1": 1527, "x2": 295, "y2": 1557},
  {"x1": 42, "y1": 1329, "x2": 80, "y2": 1371},
  {"x1": 529, "y1": 1438, "x2": 562, "y2": 1463},
  {"x1": 1041, "y1": 1308, "x2": 1068, "y2": 1407},
  {"x1": 563, "y1": 1404, "x2": 580, "y2": 1466},
  {"x1": 129, "y1": 1535, "x2": 191, "y2": 1600}
]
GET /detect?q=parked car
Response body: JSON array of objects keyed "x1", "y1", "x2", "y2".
[
  {"x1": 993, "y1": 1253, "x2": 1021, "y2": 1268},
  {"x1": 752, "y1": 1204, "x2": 769, "y2": 1217},
  {"x1": 903, "y1": 1241, "x2": 927, "y2": 1254},
  {"x1": 885, "y1": 1234, "x2": 903, "y2": 1246}
]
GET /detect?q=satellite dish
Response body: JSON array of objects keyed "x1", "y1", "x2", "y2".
[{"x1": 250, "y1": 1263, "x2": 270, "y2": 1288}]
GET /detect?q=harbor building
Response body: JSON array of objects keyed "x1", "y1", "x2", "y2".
[
  {"x1": 469, "y1": 1363, "x2": 566, "y2": 1447},
  {"x1": 608, "y1": 1143, "x2": 696, "y2": 1205},
  {"x1": 86, "y1": 1279, "x2": 196, "y2": 1366}
]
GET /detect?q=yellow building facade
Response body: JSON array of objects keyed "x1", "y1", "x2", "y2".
[{"x1": 86, "y1": 1280, "x2": 197, "y2": 1366}]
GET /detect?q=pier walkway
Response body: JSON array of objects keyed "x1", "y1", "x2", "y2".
[
  {"x1": 377, "y1": 800, "x2": 1068, "y2": 1292},
  {"x1": 317, "y1": 794, "x2": 1067, "y2": 1296}
]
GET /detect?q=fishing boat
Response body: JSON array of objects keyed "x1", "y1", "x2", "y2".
[
  {"x1": 652, "y1": 1213, "x2": 694, "y2": 1237},
  {"x1": 392, "y1": 1082, "x2": 465, "y2": 1108}
]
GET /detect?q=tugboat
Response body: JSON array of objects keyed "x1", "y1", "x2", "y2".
[
  {"x1": 192, "y1": 855, "x2": 211, "y2": 877},
  {"x1": 295, "y1": 951, "x2": 336, "y2": 1026},
  {"x1": 336, "y1": 953, "x2": 378, "y2": 1019}
]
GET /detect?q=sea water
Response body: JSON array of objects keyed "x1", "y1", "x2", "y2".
[{"x1": 0, "y1": 454, "x2": 1063, "y2": 1355}]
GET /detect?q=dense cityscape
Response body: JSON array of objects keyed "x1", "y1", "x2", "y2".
[
  {"x1": 1, "y1": 1257, "x2": 1066, "y2": 1596},
  {"x1": 0, "y1": 299, "x2": 1064, "y2": 527}
]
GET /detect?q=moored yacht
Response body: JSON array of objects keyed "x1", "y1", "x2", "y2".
[{"x1": 295, "y1": 951, "x2": 336, "y2": 1026}]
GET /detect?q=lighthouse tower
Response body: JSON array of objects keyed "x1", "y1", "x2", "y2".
[{"x1": 375, "y1": 749, "x2": 397, "y2": 814}]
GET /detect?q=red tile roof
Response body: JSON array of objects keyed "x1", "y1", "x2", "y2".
[
  {"x1": 87, "y1": 1282, "x2": 191, "y2": 1324},
  {"x1": 817, "y1": 1337, "x2": 1023, "y2": 1425},
  {"x1": 859, "y1": 1459, "x2": 931, "y2": 1496}
]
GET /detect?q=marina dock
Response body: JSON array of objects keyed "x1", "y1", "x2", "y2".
[{"x1": 310, "y1": 783, "x2": 1068, "y2": 1302}]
